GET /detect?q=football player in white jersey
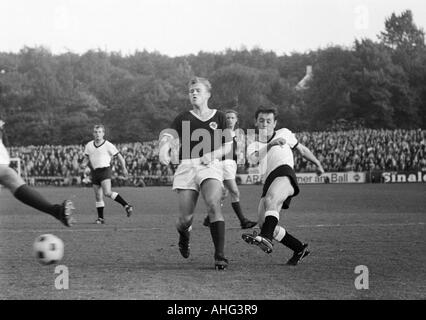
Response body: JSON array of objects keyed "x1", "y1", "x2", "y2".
[
  {"x1": 81, "y1": 125, "x2": 133, "y2": 224},
  {"x1": 202, "y1": 110, "x2": 257, "y2": 229},
  {"x1": 0, "y1": 119, "x2": 75, "y2": 226},
  {"x1": 242, "y1": 107, "x2": 324, "y2": 265}
]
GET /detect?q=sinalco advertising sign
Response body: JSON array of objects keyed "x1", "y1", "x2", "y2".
[{"x1": 381, "y1": 171, "x2": 426, "y2": 183}]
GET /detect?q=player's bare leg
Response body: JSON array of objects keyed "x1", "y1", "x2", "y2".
[
  {"x1": 0, "y1": 165, "x2": 25, "y2": 192},
  {"x1": 257, "y1": 197, "x2": 266, "y2": 228},
  {"x1": 200, "y1": 178, "x2": 228, "y2": 270},
  {"x1": 202, "y1": 186, "x2": 227, "y2": 227},
  {"x1": 224, "y1": 179, "x2": 256, "y2": 229},
  {"x1": 265, "y1": 177, "x2": 311, "y2": 265},
  {"x1": 243, "y1": 176, "x2": 310, "y2": 264},
  {"x1": 0, "y1": 165, "x2": 75, "y2": 227},
  {"x1": 176, "y1": 189, "x2": 198, "y2": 258},
  {"x1": 256, "y1": 176, "x2": 293, "y2": 253},
  {"x1": 93, "y1": 184, "x2": 105, "y2": 224},
  {"x1": 101, "y1": 179, "x2": 133, "y2": 217}
]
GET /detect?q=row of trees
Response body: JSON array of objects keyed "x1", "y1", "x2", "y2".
[{"x1": 0, "y1": 10, "x2": 425, "y2": 146}]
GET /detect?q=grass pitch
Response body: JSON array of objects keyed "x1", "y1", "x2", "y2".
[{"x1": 0, "y1": 184, "x2": 425, "y2": 299}]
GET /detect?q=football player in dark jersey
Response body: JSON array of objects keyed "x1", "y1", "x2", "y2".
[{"x1": 159, "y1": 77, "x2": 233, "y2": 270}]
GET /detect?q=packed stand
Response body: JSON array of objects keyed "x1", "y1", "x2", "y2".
[
  {"x1": 5, "y1": 128, "x2": 426, "y2": 186},
  {"x1": 295, "y1": 129, "x2": 426, "y2": 173}
]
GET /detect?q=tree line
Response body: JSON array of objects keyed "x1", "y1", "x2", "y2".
[{"x1": 0, "y1": 10, "x2": 425, "y2": 146}]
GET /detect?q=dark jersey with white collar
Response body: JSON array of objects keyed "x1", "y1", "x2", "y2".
[{"x1": 164, "y1": 109, "x2": 233, "y2": 161}]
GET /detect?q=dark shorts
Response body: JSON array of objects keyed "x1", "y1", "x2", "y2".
[
  {"x1": 261, "y1": 165, "x2": 300, "y2": 210},
  {"x1": 91, "y1": 167, "x2": 112, "y2": 186}
]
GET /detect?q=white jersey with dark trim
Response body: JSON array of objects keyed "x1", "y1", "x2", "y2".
[
  {"x1": 247, "y1": 128, "x2": 298, "y2": 181},
  {"x1": 84, "y1": 140, "x2": 119, "y2": 169}
]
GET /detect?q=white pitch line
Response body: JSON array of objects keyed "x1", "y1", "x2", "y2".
[
  {"x1": 0, "y1": 227, "x2": 163, "y2": 233},
  {"x1": 296, "y1": 222, "x2": 425, "y2": 228},
  {"x1": 0, "y1": 222, "x2": 424, "y2": 233}
]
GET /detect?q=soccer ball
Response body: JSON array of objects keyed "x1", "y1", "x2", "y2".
[{"x1": 33, "y1": 234, "x2": 64, "y2": 265}]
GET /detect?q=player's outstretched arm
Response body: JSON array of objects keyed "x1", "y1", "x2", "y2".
[
  {"x1": 159, "y1": 134, "x2": 172, "y2": 165},
  {"x1": 80, "y1": 155, "x2": 90, "y2": 169},
  {"x1": 295, "y1": 143, "x2": 325, "y2": 175},
  {"x1": 116, "y1": 153, "x2": 128, "y2": 177}
]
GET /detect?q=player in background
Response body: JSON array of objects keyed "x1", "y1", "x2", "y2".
[
  {"x1": 242, "y1": 107, "x2": 324, "y2": 265},
  {"x1": 202, "y1": 110, "x2": 257, "y2": 229},
  {"x1": 81, "y1": 125, "x2": 133, "y2": 224},
  {"x1": 0, "y1": 119, "x2": 75, "y2": 226},
  {"x1": 159, "y1": 77, "x2": 233, "y2": 270}
]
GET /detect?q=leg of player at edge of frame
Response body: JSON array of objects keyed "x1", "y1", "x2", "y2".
[{"x1": 0, "y1": 164, "x2": 75, "y2": 227}]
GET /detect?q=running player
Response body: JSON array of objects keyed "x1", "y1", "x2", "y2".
[
  {"x1": 159, "y1": 77, "x2": 233, "y2": 270},
  {"x1": 81, "y1": 125, "x2": 133, "y2": 224},
  {"x1": 242, "y1": 107, "x2": 324, "y2": 265},
  {"x1": 0, "y1": 119, "x2": 75, "y2": 226},
  {"x1": 202, "y1": 110, "x2": 256, "y2": 229}
]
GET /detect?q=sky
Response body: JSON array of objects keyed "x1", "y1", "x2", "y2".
[{"x1": 0, "y1": 0, "x2": 425, "y2": 57}]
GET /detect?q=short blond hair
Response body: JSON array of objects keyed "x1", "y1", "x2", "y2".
[
  {"x1": 188, "y1": 77, "x2": 212, "y2": 92},
  {"x1": 93, "y1": 124, "x2": 105, "y2": 132}
]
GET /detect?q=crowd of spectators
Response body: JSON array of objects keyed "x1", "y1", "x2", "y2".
[
  {"x1": 295, "y1": 129, "x2": 426, "y2": 173},
  {"x1": 6, "y1": 128, "x2": 426, "y2": 186},
  {"x1": 7, "y1": 141, "x2": 176, "y2": 186}
]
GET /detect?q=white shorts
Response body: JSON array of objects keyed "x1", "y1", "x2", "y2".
[
  {"x1": 0, "y1": 140, "x2": 10, "y2": 165},
  {"x1": 222, "y1": 159, "x2": 237, "y2": 180},
  {"x1": 172, "y1": 159, "x2": 223, "y2": 192}
]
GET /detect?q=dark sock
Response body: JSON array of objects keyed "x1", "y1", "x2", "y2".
[
  {"x1": 113, "y1": 194, "x2": 128, "y2": 207},
  {"x1": 260, "y1": 216, "x2": 278, "y2": 241},
  {"x1": 231, "y1": 202, "x2": 246, "y2": 223},
  {"x1": 209, "y1": 221, "x2": 225, "y2": 259},
  {"x1": 13, "y1": 185, "x2": 60, "y2": 217},
  {"x1": 281, "y1": 232, "x2": 304, "y2": 252},
  {"x1": 97, "y1": 207, "x2": 104, "y2": 219}
]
